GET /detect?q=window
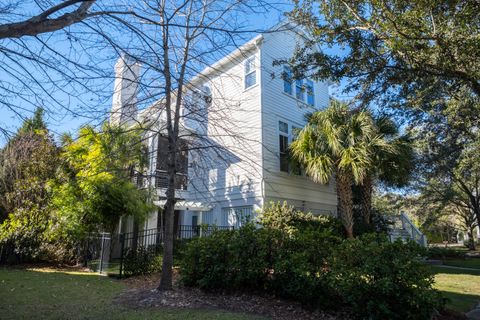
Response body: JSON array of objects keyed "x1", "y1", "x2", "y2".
[
  {"x1": 279, "y1": 121, "x2": 289, "y2": 172},
  {"x1": 295, "y1": 79, "x2": 304, "y2": 101},
  {"x1": 290, "y1": 126, "x2": 302, "y2": 175},
  {"x1": 222, "y1": 206, "x2": 253, "y2": 228},
  {"x1": 244, "y1": 56, "x2": 256, "y2": 89},
  {"x1": 279, "y1": 121, "x2": 302, "y2": 175},
  {"x1": 306, "y1": 79, "x2": 314, "y2": 106},
  {"x1": 283, "y1": 66, "x2": 293, "y2": 94},
  {"x1": 202, "y1": 210, "x2": 214, "y2": 225}
]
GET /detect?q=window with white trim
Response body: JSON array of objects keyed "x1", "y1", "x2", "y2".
[
  {"x1": 244, "y1": 56, "x2": 256, "y2": 89},
  {"x1": 279, "y1": 121, "x2": 289, "y2": 172},
  {"x1": 202, "y1": 210, "x2": 213, "y2": 225},
  {"x1": 222, "y1": 206, "x2": 253, "y2": 228},
  {"x1": 283, "y1": 66, "x2": 293, "y2": 94},
  {"x1": 279, "y1": 120, "x2": 302, "y2": 174},
  {"x1": 306, "y1": 79, "x2": 314, "y2": 106},
  {"x1": 295, "y1": 79, "x2": 304, "y2": 101}
]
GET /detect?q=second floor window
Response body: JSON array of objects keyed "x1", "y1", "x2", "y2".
[
  {"x1": 306, "y1": 79, "x2": 314, "y2": 106},
  {"x1": 295, "y1": 79, "x2": 304, "y2": 101},
  {"x1": 283, "y1": 66, "x2": 293, "y2": 94},
  {"x1": 244, "y1": 56, "x2": 256, "y2": 89}
]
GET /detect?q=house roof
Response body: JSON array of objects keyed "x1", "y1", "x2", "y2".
[{"x1": 189, "y1": 34, "x2": 264, "y2": 86}]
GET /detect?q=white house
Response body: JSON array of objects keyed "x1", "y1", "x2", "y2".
[{"x1": 111, "y1": 24, "x2": 338, "y2": 234}]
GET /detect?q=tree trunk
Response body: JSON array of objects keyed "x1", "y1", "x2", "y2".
[
  {"x1": 468, "y1": 228, "x2": 476, "y2": 251},
  {"x1": 158, "y1": 159, "x2": 176, "y2": 291},
  {"x1": 336, "y1": 172, "x2": 354, "y2": 238},
  {"x1": 360, "y1": 175, "x2": 373, "y2": 225}
]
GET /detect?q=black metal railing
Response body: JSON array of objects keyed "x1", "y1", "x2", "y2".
[
  {"x1": 83, "y1": 225, "x2": 234, "y2": 278},
  {"x1": 121, "y1": 225, "x2": 234, "y2": 244},
  {"x1": 154, "y1": 170, "x2": 188, "y2": 190}
]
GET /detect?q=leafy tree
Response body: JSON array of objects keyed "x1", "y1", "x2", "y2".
[
  {"x1": 0, "y1": 108, "x2": 59, "y2": 260},
  {"x1": 288, "y1": 0, "x2": 478, "y2": 235},
  {"x1": 291, "y1": 100, "x2": 388, "y2": 237},
  {"x1": 359, "y1": 116, "x2": 413, "y2": 224},
  {"x1": 51, "y1": 124, "x2": 152, "y2": 239},
  {"x1": 414, "y1": 137, "x2": 480, "y2": 249},
  {"x1": 288, "y1": 0, "x2": 479, "y2": 127}
]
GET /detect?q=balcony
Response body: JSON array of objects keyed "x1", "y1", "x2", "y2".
[{"x1": 154, "y1": 170, "x2": 188, "y2": 191}]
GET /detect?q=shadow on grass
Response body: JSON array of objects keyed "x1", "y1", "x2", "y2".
[
  {"x1": 431, "y1": 265, "x2": 480, "y2": 276},
  {"x1": 441, "y1": 291, "x2": 480, "y2": 313},
  {"x1": 430, "y1": 265, "x2": 480, "y2": 312}
]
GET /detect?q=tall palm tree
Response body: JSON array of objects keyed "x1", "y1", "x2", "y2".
[
  {"x1": 360, "y1": 117, "x2": 413, "y2": 224},
  {"x1": 290, "y1": 101, "x2": 388, "y2": 238}
]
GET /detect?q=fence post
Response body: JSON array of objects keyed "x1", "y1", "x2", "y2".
[
  {"x1": 119, "y1": 233, "x2": 125, "y2": 279},
  {"x1": 99, "y1": 233, "x2": 105, "y2": 274},
  {"x1": 83, "y1": 238, "x2": 89, "y2": 268}
]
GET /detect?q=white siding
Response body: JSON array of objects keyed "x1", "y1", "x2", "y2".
[
  {"x1": 139, "y1": 29, "x2": 338, "y2": 228},
  {"x1": 185, "y1": 46, "x2": 265, "y2": 223},
  {"x1": 260, "y1": 30, "x2": 337, "y2": 216}
]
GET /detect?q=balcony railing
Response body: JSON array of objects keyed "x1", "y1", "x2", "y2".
[
  {"x1": 131, "y1": 170, "x2": 188, "y2": 191},
  {"x1": 154, "y1": 170, "x2": 188, "y2": 190}
]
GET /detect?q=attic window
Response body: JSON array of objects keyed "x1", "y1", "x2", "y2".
[{"x1": 244, "y1": 56, "x2": 256, "y2": 89}]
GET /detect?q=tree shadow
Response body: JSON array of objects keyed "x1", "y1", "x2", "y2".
[{"x1": 431, "y1": 265, "x2": 480, "y2": 276}]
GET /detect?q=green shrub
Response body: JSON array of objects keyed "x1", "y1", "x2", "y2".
[
  {"x1": 227, "y1": 224, "x2": 274, "y2": 290},
  {"x1": 268, "y1": 227, "x2": 341, "y2": 307},
  {"x1": 179, "y1": 203, "x2": 444, "y2": 319},
  {"x1": 427, "y1": 247, "x2": 466, "y2": 260},
  {"x1": 326, "y1": 234, "x2": 444, "y2": 319},
  {"x1": 122, "y1": 245, "x2": 162, "y2": 277},
  {"x1": 180, "y1": 220, "x2": 341, "y2": 306},
  {"x1": 180, "y1": 224, "x2": 274, "y2": 291},
  {"x1": 258, "y1": 201, "x2": 344, "y2": 236},
  {"x1": 180, "y1": 229, "x2": 234, "y2": 289},
  {"x1": 173, "y1": 238, "x2": 191, "y2": 265}
]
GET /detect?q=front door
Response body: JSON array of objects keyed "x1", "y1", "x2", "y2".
[{"x1": 192, "y1": 215, "x2": 199, "y2": 237}]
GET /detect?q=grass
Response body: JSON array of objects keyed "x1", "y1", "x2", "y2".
[
  {"x1": 0, "y1": 268, "x2": 263, "y2": 320},
  {"x1": 442, "y1": 258, "x2": 480, "y2": 270},
  {"x1": 431, "y1": 265, "x2": 480, "y2": 312},
  {"x1": 3, "y1": 264, "x2": 479, "y2": 318}
]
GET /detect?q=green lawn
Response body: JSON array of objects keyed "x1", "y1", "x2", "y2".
[
  {"x1": 431, "y1": 265, "x2": 480, "y2": 312},
  {"x1": 443, "y1": 258, "x2": 480, "y2": 270},
  {"x1": 3, "y1": 265, "x2": 479, "y2": 318},
  {"x1": 0, "y1": 268, "x2": 262, "y2": 320}
]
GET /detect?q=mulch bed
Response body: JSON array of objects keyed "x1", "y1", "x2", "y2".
[{"x1": 114, "y1": 272, "x2": 350, "y2": 320}]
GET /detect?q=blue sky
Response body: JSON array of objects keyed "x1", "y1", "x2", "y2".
[{"x1": 0, "y1": 2, "x2": 295, "y2": 146}]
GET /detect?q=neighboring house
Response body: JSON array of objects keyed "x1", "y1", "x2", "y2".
[{"x1": 111, "y1": 24, "x2": 338, "y2": 234}]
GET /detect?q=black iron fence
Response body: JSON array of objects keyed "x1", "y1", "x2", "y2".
[{"x1": 83, "y1": 225, "x2": 234, "y2": 278}]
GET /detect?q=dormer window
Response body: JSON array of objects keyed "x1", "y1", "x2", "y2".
[{"x1": 244, "y1": 56, "x2": 256, "y2": 89}]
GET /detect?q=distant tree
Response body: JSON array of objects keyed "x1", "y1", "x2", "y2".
[
  {"x1": 415, "y1": 138, "x2": 480, "y2": 250},
  {"x1": 0, "y1": 108, "x2": 59, "y2": 260},
  {"x1": 290, "y1": 101, "x2": 388, "y2": 237}
]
